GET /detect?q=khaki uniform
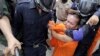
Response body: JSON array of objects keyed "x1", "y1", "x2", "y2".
[{"x1": 55, "y1": 0, "x2": 73, "y2": 21}]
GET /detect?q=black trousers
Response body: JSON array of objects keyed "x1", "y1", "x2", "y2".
[{"x1": 23, "y1": 44, "x2": 47, "y2": 56}]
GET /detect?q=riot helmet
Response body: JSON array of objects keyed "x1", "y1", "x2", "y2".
[
  {"x1": 77, "y1": 0, "x2": 98, "y2": 16},
  {"x1": 35, "y1": 0, "x2": 56, "y2": 12}
]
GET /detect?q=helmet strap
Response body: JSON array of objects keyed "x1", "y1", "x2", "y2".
[{"x1": 37, "y1": 7, "x2": 42, "y2": 15}]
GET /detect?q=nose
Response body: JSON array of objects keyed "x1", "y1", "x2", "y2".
[
  {"x1": 66, "y1": 22, "x2": 70, "y2": 26},
  {"x1": 66, "y1": 22, "x2": 70, "y2": 29}
]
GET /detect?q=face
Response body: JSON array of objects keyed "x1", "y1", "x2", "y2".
[{"x1": 65, "y1": 14, "x2": 79, "y2": 29}]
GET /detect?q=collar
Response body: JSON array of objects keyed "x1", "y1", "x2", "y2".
[{"x1": 17, "y1": 0, "x2": 36, "y2": 9}]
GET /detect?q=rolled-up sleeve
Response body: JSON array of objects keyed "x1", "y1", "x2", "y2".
[{"x1": 0, "y1": 0, "x2": 10, "y2": 18}]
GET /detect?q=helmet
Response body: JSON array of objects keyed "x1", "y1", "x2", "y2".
[
  {"x1": 77, "y1": 0, "x2": 98, "y2": 16},
  {"x1": 35, "y1": 0, "x2": 56, "y2": 12}
]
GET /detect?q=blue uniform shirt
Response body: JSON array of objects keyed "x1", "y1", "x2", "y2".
[
  {"x1": 17, "y1": 0, "x2": 36, "y2": 8},
  {"x1": 13, "y1": 2, "x2": 51, "y2": 46}
]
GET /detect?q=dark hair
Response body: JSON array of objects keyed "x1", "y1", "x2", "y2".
[
  {"x1": 71, "y1": 0, "x2": 79, "y2": 3},
  {"x1": 61, "y1": 0, "x2": 68, "y2": 3},
  {"x1": 66, "y1": 9, "x2": 81, "y2": 25}
]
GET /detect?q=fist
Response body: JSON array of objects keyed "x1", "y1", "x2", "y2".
[{"x1": 86, "y1": 15, "x2": 99, "y2": 26}]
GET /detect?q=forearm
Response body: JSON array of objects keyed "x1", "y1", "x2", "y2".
[
  {"x1": 94, "y1": 8, "x2": 100, "y2": 17},
  {"x1": 0, "y1": 16, "x2": 21, "y2": 55},
  {"x1": 52, "y1": 31, "x2": 73, "y2": 42},
  {"x1": 0, "y1": 16, "x2": 15, "y2": 41},
  {"x1": 73, "y1": 24, "x2": 91, "y2": 41}
]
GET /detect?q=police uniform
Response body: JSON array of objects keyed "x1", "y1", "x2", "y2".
[
  {"x1": 71, "y1": 0, "x2": 100, "y2": 56},
  {"x1": 12, "y1": 0, "x2": 52, "y2": 56}
]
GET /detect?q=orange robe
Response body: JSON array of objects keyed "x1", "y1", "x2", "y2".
[
  {"x1": 88, "y1": 28, "x2": 100, "y2": 56},
  {"x1": 49, "y1": 21, "x2": 78, "y2": 56}
]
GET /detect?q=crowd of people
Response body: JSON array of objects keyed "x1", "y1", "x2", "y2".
[{"x1": 0, "y1": 0, "x2": 100, "y2": 56}]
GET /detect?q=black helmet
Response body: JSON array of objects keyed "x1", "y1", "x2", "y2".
[
  {"x1": 35, "y1": 0, "x2": 56, "y2": 12},
  {"x1": 77, "y1": 0, "x2": 98, "y2": 16}
]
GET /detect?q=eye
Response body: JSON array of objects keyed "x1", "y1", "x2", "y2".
[{"x1": 67, "y1": 20, "x2": 74, "y2": 25}]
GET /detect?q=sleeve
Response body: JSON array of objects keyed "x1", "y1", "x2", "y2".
[
  {"x1": 72, "y1": 24, "x2": 91, "y2": 41},
  {"x1": 65, "y1": 30, "x2": 73, "y2": 38},
  {"x1": 71, "y1": 2, "x2": 78, "y2": 10},
  {"x1": 12, "y1": 4, "x2": 23, "y2": 37},
  {"x1": 94, "y1": 0, "x2": 100, "y2": 17},
  {"x1": 0, "y1": 0, "x2": 10, "y2": 18},
  {"x1": 94, "y1": 8, "x2": 100, "y2": 17}
]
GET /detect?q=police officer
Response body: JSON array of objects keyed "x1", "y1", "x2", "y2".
[
  {"x1": 12, "y1": 0, "x2": 55, "y2": 56},
  {"x1": 71, "y1": 0, "x2": 100, "y2": 56},
  {"x1": 0, "y1": 0, "x2": 21, "y2": 55}
]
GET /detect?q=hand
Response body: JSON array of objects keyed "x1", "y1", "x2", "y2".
[
  {"x1": 86, "y1": 15, "x2": 99, "y2": 26},
  {"x1": 48, "y1": 21, "x2": 55, "y2": 29},
  {"x1": 4, "y1": 37, "x2": 21, "y2": 56}
]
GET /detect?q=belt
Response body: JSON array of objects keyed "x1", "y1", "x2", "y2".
[{"x1": 23, "y1": 42, "x2": 47, "y2": 48}]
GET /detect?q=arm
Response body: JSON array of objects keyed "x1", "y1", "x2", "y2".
[
  {"x1": 0, "y1": 16, "x2": 21, "y2": 55},
  {"x1": 94, "y1": 8, "x2": 100, "y2": 17},
  {"x1": 52, "y1": 30, "x2": 73, "y2": 42},
  {"x1": 0, "y1": 0, "x2": 21, "y2": 55},
  {"x1": 46, "y1": 29, "x2": 52, "y2": 47},
  {"x1": 72, "y1": 24, "x2": 91, "y2": 41},
  {"x1": 86, "y1": 8, "x2": 100, "y2": 25}
]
